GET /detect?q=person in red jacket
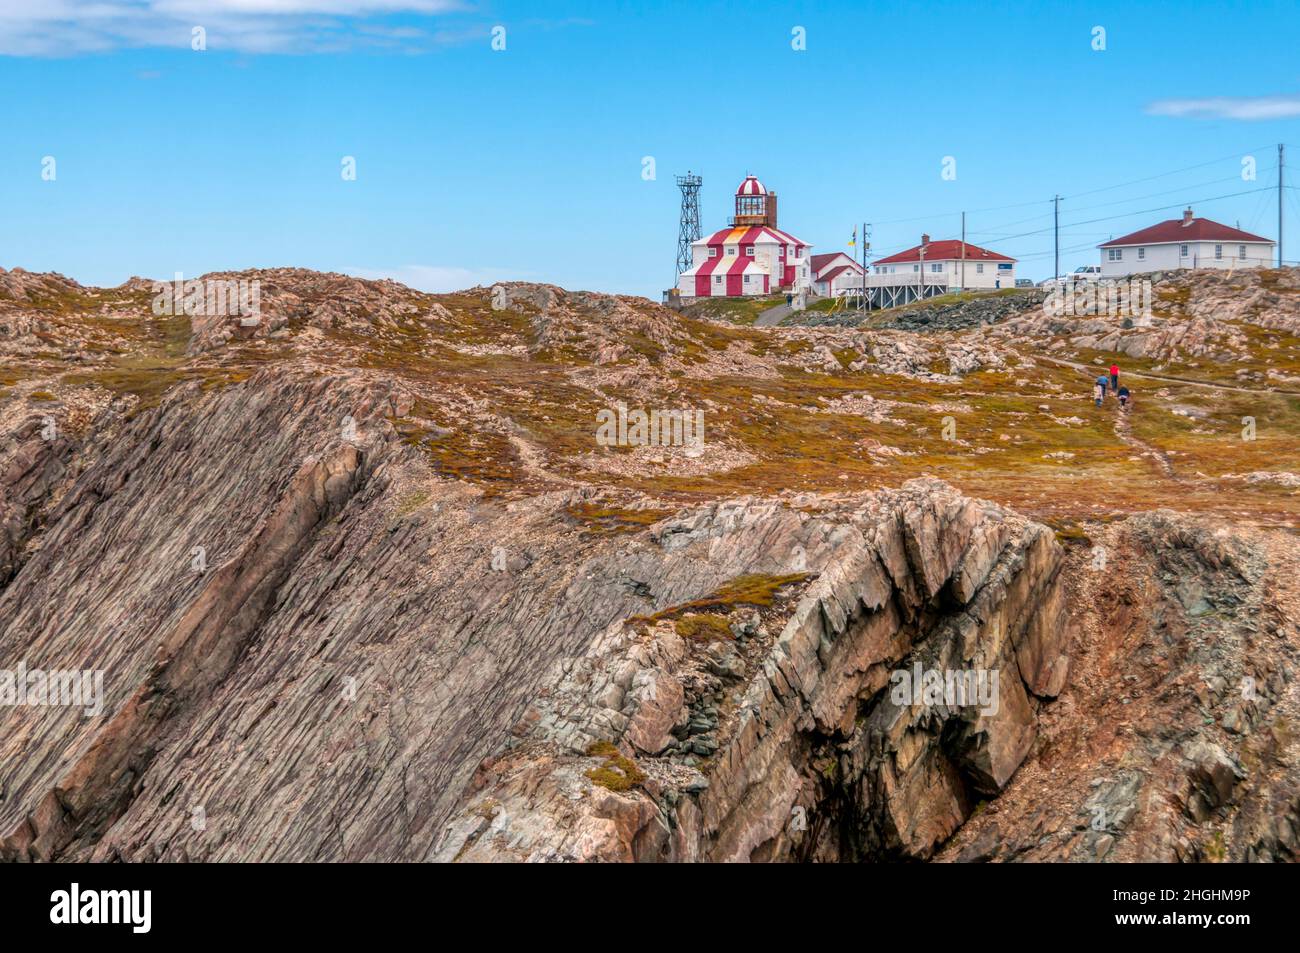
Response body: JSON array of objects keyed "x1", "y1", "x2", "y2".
[{"x1": 1109, "y1": 362, "x2": 1119, "y2": 392}]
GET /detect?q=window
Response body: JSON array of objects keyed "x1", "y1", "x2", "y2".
[
  {"x1": 1215, "y1": 244, "x2": 1223, "y2": 260},
  {"x1": 726, "y1": 246, "x2": 736, "y2": 256},
  {"x1": 744, "y1": 246, "x2": 754, "y2": 256},
  {"x1": 1108, "y1": 248, "x2": 1123, "y2": 262},
  {"x1": 976, "y1": 263, "x2": 984, "y2": 274},
  {"x1": 1239, "y1": 245, "x2": 1247, "y2": 260},
  {"x1": 930, "y1": 263, "x2": 943, "y2": 273},
  {"x1": 743, "y1": 274, "x2": 751, "y2": 285},
  {"x1": 795, "y1": 248, "x2": 802, "y2": 259},
  {"x1": 713, "y1": 275, "x2": 722, "y2": 285},
  {"x1": 913, "y1": 264, "x2": 920, "y2": 273},
  {"x1": 1180, "y1": 244, "x2": 1189, "y2": 257},
  {"x1": 1137, "y1": 247, "x2": 1145, "y2": 260},
  {"x1": 708, "y1": 248, "x2": 717, "y2": 258}
]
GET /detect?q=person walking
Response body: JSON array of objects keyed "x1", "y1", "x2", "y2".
[
  {"x1": 1093, "y1": 382, "x2": 1104, "y2": 407},
  {"x1": 1118, "y1": 385, "x2": 1130, "y2": 410},
  {"x1": 1110, "y1": 363, "x2": 1120, "y2": 392},
  {"x1": 1096, "y1": 373, "x2": 1109, "y2": 399}
]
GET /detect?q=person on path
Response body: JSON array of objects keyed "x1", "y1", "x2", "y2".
[
  {"x1": 1093, "y1": 382, "x2": 1104, "y2": 407},
  {"x1": 1096, "y1": 374, "x2": 1109, "y2": 398},
  {"x1": 1110, "y1": 363, "x2": 1120, "y2": 392},
  {"x1": 785, "y1": 293, "x2": 793, "y2": 308},
  {"x1": 1118, "y1": 385, "x2": 1130, "y2": 410}
]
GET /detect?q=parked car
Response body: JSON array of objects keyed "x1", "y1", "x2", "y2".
[
  {"x1": 1037, "y1": 266, "x2": 1102, "y2": 288},
  {"x1": 1015, "y1": 278, "x2": 1035, "y2": 288}
]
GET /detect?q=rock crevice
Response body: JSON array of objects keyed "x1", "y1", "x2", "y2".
[{"x1": 434, "y1": 479, "x2": 1072, "y2": 862}]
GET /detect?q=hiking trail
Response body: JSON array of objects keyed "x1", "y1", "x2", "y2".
[{"x1": 1036, "y1": 354, "x2": 1300, "y2": 397}]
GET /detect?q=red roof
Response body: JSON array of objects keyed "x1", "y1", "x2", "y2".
[
  {"x1": 736, "y1": 175, "x2": 767, "y2": 196},
  {"x1": 1099, "y1": 216, "x2": 1272, "y2": 248},
  {"x1": 816, "y1": 264, "x2": 859, "y2": 285},
  {"x1": 874, "y1": 240, "x2": 1014, "y2": 265},
  {"x1": 810, "y1": 252, "x2": 856, "y2": 273},
  {"x1": 699, "y1": 225, "x2": 807, "y2": 247}
]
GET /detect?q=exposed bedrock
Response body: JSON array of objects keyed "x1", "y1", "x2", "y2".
[
  {"x1": 29, "y1": 364, "x2": 1289, "y2": 863},
  {"x1": 0, "y1": 413, "x2": 75, "y2": 587},
  {"x1": 435, "y1": 482, "x2": 1072, "y2": 862},
  {"x1": 11, "y1": 371, "x2": 1040, "y2": 860}
]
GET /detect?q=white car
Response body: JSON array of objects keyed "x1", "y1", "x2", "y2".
[
  {"x1": 1038, "y1": 266, "x2": 1102, "y2": 288},
  {"x1": 1069, "y1": 266, "x2": 1103, "y2": 283}
]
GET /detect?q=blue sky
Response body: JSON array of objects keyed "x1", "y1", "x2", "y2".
[{"x1": 2, "y1": 0, "x2": 1299, "y2": 296}]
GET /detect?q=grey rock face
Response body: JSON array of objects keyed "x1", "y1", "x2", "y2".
[
  {"x1": 433, "y1": 480, "x2": 1072, "y2": 862},
  {"x1": 8, "y1": 366, "x2": 1067, "y2": 862}
]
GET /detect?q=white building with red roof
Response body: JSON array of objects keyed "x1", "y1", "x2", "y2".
[
  {"x1": 872, "y1": 235, "x2": 1016, "y2": 294},
  {"x1": 1098, "y1": 208, "x2": 1274, "y2": 277},
  {"x1": 810, "y1": 252, "x2": 866, "y2": 298},
  {"x1": 857, "y1": 235, "x2": 1015, "y2": 307},
  {"x1": 676, "y1": 176, "x2": 812, "y2": 298}
]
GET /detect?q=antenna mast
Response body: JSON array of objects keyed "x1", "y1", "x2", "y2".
[{"x1": 675, "y1": 172, "x2": 703, "y2": 282}]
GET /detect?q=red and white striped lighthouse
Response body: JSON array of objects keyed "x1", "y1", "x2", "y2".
[{"x1": 677, "y1": 175, "x2": 812, "y2": 299}]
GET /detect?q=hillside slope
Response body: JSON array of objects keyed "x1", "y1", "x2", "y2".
[{"x1": 1, "y1": 266, "x2": 1297, "y2": 861}]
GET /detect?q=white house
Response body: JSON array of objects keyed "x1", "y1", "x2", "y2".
[
  {"x1": 1098, "y1": 208, "x2": 1274, "y2": 278},
  {"x1": 677, "y1": 176, "x2": 812, "y2": 298},
  {"x1": 810, "y1": 252, "x2": 866, "y2": 297},
  {"x1": 872, "y1": 236, "x2": 1016, "y2": 291}
]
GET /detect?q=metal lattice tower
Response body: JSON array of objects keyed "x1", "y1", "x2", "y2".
[{"x1": 675, "y1": 172, "x2": 702, "y2": 280}]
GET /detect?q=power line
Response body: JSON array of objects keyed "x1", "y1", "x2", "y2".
[
  {"x1": 983, "y1": 187, "x2": 1275, "y2": 246},
  {"x1": 1059, "y1": 145, "x2": 1276, "y2": 201},
  {"x1": 967, "y1": 169, "x2": 1275, "y2": 241},
  {"x1": 1064, "y1": 169, "x2": 1272, "y2": 216},
  {"x1": 863, "y1": 148, "x2": 1287, "y2": 259},
  {"x1": 1010, "y1": 239, "x2": 1110, "y2": 262},
  {"x1": 871, "y1": 196, "x2": 1047, "y2": 227},
  {"x1": 869, "y1": 150, "x2": 1270, "y2": 227},
  {"x1": 861, "y1": 186, "x2": 1277, "y2": 277}
]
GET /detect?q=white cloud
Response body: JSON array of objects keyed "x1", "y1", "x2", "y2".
[
  {"x1": 0, "y1": 0, "x2": 466, "y2": 55},
  {"x1": 346, "y1": 264, "x2": 539, "y2": 293},
  {"x1": 154, "y1": 2, "x2": 456, "y2": 13},
  {"x1": 1146, "y1": 95, "x2": 1300, "y2": 121}
]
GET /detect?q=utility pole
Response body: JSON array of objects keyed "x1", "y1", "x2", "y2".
[
  {"x1": 1053, "y1": 195, "x2": 1061, "y2": 280},
  {"x1": 863, "y1": 222, "x2": 872, "y2": 312},
  {"x1": 860, "y1": 221, "x2": 867, "y2": 312},
  {"x1": 918, "y1": 236, "x2": 925, "y2": 302},
  {"x1": 1279, "y1": 143, "x2": 1285, "y2": 268},
  {"x1": 960, "y1": 211, "x2": 967, "y2": 291}
]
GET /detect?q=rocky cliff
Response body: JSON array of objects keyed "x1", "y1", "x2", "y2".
[
  {"x1": 1, "y1": 266, "x2": 1297, "y2": 862},
  {"x1": 434, "y1": 480, "x2": 1070, "y2": 862}
]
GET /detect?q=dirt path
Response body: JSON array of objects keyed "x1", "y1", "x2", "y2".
[
  {"x1": 755, "y1": 301, "x2": 794, "y2": 327},
  {"x1": 1037, "y1": 354, "x2": 1300, "y2": 397},
  {"x1": 1110, "y1": 401, "x2": 1181, "y2": 482},
  {"x1": 1044, "y1": 355, "x2": 1184, "y2": 482}
]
